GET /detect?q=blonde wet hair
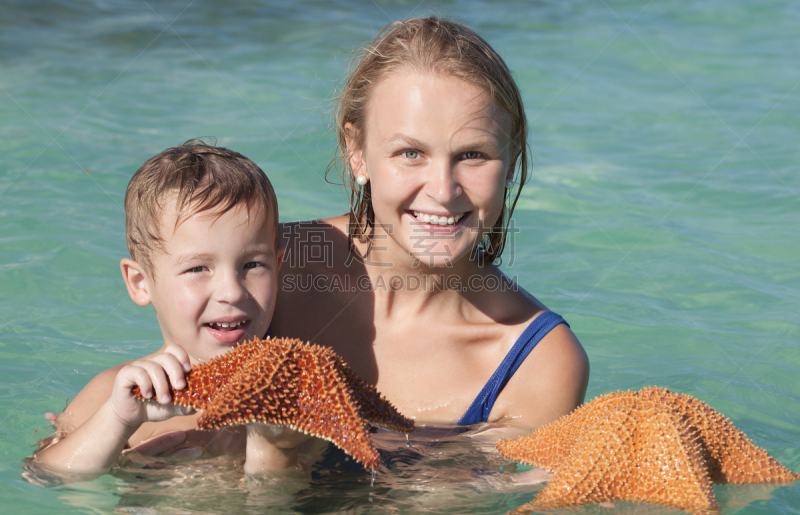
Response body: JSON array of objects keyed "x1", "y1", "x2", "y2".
[
  {"x1": 331, "y1": 17, "x2": 528, "y2": 264},
  {"x1": 125, "y1": 140, "x2": 279, "y2": 275}
]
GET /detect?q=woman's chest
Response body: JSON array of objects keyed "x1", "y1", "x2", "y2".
[{"x1": 365, "y1": 322, "x2": 514, "y2": 424}]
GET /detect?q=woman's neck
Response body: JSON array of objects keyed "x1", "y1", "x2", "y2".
[{"x1": 353, "y1": 237, "x2": 491, "y2": 319}]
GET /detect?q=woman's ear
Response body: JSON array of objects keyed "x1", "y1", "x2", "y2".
[
  {"x1": 344, "y1": 122, "x2": 365, "y2": 177},
  {"x1": 120, "y1": 258, "x2": 152, "y2": 306}
]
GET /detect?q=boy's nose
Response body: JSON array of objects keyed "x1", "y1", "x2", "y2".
[{"x1": 214, "y1": 271, "x2": 249, "y2": 304}]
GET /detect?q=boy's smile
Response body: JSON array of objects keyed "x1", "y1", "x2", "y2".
[{"x1": 123, "y1": 200, "x2": 281, "y2": 364}]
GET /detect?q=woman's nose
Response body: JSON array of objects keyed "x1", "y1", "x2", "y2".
[
  {"x1": 213, "y1": 270, "x2": 250, "y2": 304},
  {"x1": 425, "y1": 161, "x2": 462, "y2": 206}
]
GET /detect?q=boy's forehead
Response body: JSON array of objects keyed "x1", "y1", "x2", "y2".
[
  {"x1": 160, "y1": 196, "x2": 261, "y2": 227},
  {"x1": 158, "y1": 198, "x2": 275, "y2": 244}
]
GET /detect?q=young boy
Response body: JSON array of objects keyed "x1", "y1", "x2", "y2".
[{"x1": 33, "y1": 142, "x2": 302, "y2": 480}]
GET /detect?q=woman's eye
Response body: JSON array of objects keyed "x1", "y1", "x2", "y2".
[
  {"x1": 463, "y1": 151, "x2": 481, "y2": 160},
  {"x1": 403, "y1": 150, "x2": 419, "y2": 159}
]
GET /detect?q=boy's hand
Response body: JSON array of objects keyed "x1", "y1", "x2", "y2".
[{"x1": 110, "y1": 344, "x2": 195, "y2": 427}]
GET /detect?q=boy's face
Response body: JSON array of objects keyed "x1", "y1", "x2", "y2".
[{"x1": 135, "y1": 200, "x2": 281, "y2": 363}]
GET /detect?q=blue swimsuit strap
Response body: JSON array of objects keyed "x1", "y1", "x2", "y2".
[{"x1": 458, "y1": 311, "x2": 569, "y2": 425}]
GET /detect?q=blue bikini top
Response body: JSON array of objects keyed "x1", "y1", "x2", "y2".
[{"x1": 458, "y1": 311, "x2": 568, "y2": 425}]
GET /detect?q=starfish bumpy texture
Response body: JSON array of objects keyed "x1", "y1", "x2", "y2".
[
  {"x1": 133, "y1": 337, "x2": 414, "y2": 468},
  {"x1": 496, "y1": 387, "x2": 799, "y2": 514}
]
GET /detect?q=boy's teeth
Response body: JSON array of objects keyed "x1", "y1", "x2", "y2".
[
  {"x1": 211, "y1": 321, "x2": 245, "y2": 330},
  {"x1": 412, "y1": 211, "x2": 464, "y2": 225}
]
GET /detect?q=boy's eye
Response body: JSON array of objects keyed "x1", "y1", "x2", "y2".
[
  {"x1": 403, "y1": 150, "x2": 419, "y2": 159},
  {"x1": 187, "y1": 266, "x2": 207, "y2": 273},
  {"x1": 462, "y1": 151, "x2": 481, "y2": 160},
  {"x1": 244, "y1": 262, "x2": 263, "y2": 270}
]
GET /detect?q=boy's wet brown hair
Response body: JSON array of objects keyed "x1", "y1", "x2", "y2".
[
  {"x1": 125, "y1": 140, "x2": 279, "y2": 274},
  {"x1": 330, "y1": 17, "x2": 528, "y2": 264}
]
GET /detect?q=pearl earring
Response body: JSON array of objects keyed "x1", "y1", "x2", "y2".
[
  {"x1": 356, "y1": 164, "x2": 369, "y2": 186},
  {"x1": 506, "y1": 179, "x2": 514, "y2": 189}
]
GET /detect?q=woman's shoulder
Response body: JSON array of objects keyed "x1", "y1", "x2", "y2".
[
  {"x1": 474, "y1": 272, "x2": 580, "y2": 366},
  {"x1": 278, "y1": 216, "x2": 351, "y2": 271},
  {"x1": 495, "y1": 277, "x2": 586, "y2": 379},
  {"x1": 490, "y1": 295, "x2": 589, "y2": 428},
  {"x1": 279, "y1": 215, "x2": 349, "y2": 243},
  {"x1": 470, "y1": 269, "x2": 588, "y2": 426},
  {"x1": 466, "y1": 265, "x2": 547, "y2": 326}
]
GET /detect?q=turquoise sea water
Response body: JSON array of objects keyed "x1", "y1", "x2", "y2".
[{"x1": 1, "y1": 0, "x2": 798, "y2": 513}]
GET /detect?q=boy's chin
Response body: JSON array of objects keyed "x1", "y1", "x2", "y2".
[
  {"x1": 204, "y1": 340, "x2": 245, "y2": 360},
  {"x1": 204, "y1": 325, "x2": 250, "y2": 346}
]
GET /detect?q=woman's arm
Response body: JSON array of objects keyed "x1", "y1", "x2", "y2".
[{"x1": 497, "y1": 323, "x2": 589, "y2": 432}]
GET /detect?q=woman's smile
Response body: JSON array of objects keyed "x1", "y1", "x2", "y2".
[
  {"x1": 409, "y1": 210, "x2": 468, "y2": 226},
  {"x1": 358, "y1": 70, "x2": 513, "y2": 267}
]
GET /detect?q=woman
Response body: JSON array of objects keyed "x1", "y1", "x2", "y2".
[{"x1": 272, "y1": 17, "x2": 588, "y2": 432}]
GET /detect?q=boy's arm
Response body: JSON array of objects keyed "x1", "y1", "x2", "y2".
[
  {"x1": 50, "y1": 366, "x2": 125, "y2": 434},
  {"x1": 32, "y1": 368, "x2": 136, "y2": 479},
  {"x1": 31, "y1": 347, "x2": 192, "y2": 481}
]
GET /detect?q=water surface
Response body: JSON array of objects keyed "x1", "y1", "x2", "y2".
[{"x1": 1, "y1": 0, "x2": 799, "y2": 513}]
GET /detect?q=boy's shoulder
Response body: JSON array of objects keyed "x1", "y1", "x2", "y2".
[{"x1": 53, "y1": 363, "x2": 127, "y2": 434}]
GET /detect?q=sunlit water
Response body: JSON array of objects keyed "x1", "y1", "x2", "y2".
[{"x1": 1, "y1": 0, "x2": 798, "y2": 514}]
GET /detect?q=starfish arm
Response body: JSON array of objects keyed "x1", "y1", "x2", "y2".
[
  {"x1": 334, "y1": 359, "x2": 415, "y2": 434},
  {"x1": 679, "y1": 392, "x2": 800, "y2": 484},
  {"x1": 496, "y1": 392, "x2": 630, "y2": 472},
  {"x1": 628, "y1": 407, "x2": 718, "y2": 514},
  {"x1": 131, "y1": 339, "x2": 270, "y2": 410},
  {"x1": 640, "y1": 387, "x2": 800, "y2": 484},
  {"x1": 516, "y1": 408, "x2": 638, "y2": 512}
]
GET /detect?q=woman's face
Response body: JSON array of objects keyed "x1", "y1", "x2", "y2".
[{"x1": 352, "y1": 69, "x2": 514, "y2": 268}]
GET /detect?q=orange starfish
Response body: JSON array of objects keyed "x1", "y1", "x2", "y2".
[
  {"x1": 133, "y1": 337, "x2": 414, "y2": 468},
  {"x1": 496, "y1": 387, "x2": 799, "y2": 514}
]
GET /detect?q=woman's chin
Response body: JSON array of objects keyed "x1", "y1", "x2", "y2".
[
  {"x1": 422, "y1": 256, "x2": 459, "y2": 269},
  {"x1": 407, "y1": 250, "x2": 470, "y2": 270}
]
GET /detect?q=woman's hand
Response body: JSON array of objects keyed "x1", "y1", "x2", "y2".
[
  {"x1": 511, "y1": 467, "x2": 554, "y2": 485},
  {"x1": 119, "y1": 431, "x2": 202, "y2": 468},
  {"x1": 243, "y1": 424, "x2": 311, "y2": 474}
]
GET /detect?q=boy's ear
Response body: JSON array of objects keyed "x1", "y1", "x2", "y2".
[
  {"x1": 120, "y1": 258, "x2": 152, "y2": 306},
  {"x1": 343, "y1": 122, "x2": 365, "y2": 177}
]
